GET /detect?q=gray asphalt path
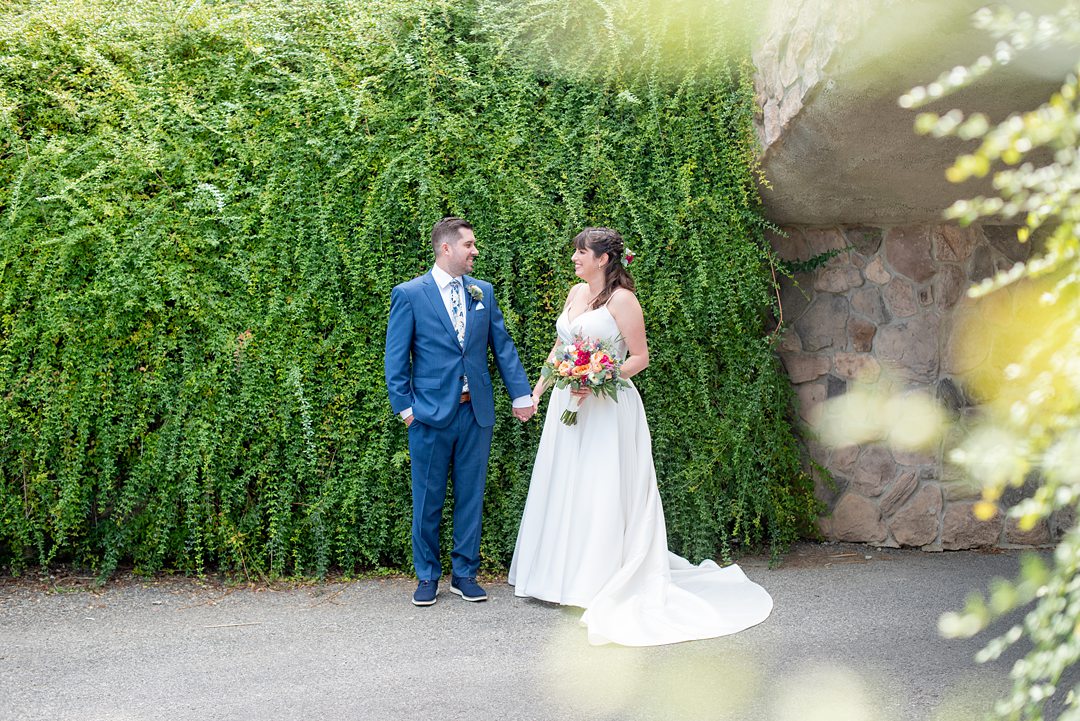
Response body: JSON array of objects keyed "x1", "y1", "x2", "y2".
[{"x1": 0, "y1": 543, "x2": 1040, "y2": 721}]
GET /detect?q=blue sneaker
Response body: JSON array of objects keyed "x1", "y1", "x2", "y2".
[
  {"x1": 412, "y1": 580, "x2": 438, "y2": 606},
  {"x1": 450, "y1": 576, "x2": 487, "y2": 602}
]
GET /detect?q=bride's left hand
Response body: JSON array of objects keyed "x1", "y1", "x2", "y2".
[{"x1": 569, "y1": 387, "x2": 590, "y2": 399}]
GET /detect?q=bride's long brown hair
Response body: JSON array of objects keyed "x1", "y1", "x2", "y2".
[{"x1": 573, "y1": 227, "x2": 635, "y2": 309}]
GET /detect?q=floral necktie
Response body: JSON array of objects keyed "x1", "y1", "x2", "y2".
[
  {"x1": 449, "y1": 279, "x2": 466, "y2": 348},
  {"x1": 449, "y1": 279, "x2": 469, "y2": 393}
]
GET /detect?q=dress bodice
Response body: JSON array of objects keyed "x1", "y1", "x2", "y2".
[{"x1": 556, "y1": 306, "x2": 627, "y2": 360}]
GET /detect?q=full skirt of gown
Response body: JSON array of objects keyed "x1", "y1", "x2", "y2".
[{"x1": 508, "y1": 306, "x2": 773, "y2": 646}]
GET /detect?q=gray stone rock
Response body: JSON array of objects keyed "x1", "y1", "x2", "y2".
[
  {"x1": 993, "y1": 253, "x2": 1016, "y2": 275},
  {"x1": 826, "y1": 374, "x2": 847, "y2": 398},
  {"x1": 889, "y1": 485, "x2": 942, "y2": 547},
  {"x1": 761, "y1": 99, "x2": 782, "y2": 145},
  {"x1": 1000, "y1": 473, "x2": 1041, "y2": 508},
  {"x1": 1050, "y1": 506, "x2": 1076, "y2": 541},
  {"x1": 934, "y1": 225, "x2": 980, "y2": 262},
  {"x1": 933, "y1": 264, "x2": 967, "y2": 309},
  {"x1": 876, "y1": 314, "x2": 941, "y2": 383},
  {"x1": 779, "y1": 47, "x2": 800, "y2": 89},
  {"x1": 803, "y1": 228, "x2": 848, "y2": 255},
  {"x1": 814, "y1": 264, "x2": 864, "y2": 294},
  {"x1": 883, "y1": 277, "x2": 918, "y2": 318},
  {"x1": 805, "y1": 439, "x2": 831, "y2": 465},
  {"x1": 1005, "y1": 516, "x2": 1051, "y2": 546},
  {"x1": 833, "y1": 352, "x2": 881, "y2": 381},
  {"x1": 941, "y1": 502, "x2": 1001, "y2": 549},
  {"x1": 845, "y1": 226, "x2": 884, "y2": 256},
  {"x1": 851, "y1": 445, "x2": 896, "y2": 498},
  {"x1": 864, "y1": 256, "x2": 891, "y2": 285},
  {"x1": 768, "y1": 227, "x2": 811, "y2": 262},
  {"x1": 969, "y1": 245, "x2": 995, "y2": 282},
  {"x1": 893, "y1": 448, "x2": 937, "y2": 467},
  {"x1": 918, "y1": 286, "x2": 933, "y2": 306},
  {"x1": 780, "y1": 352, "x2": 832, "y2": 384},
  {"x1": 813, "y1": 467, "x2": 846, "y2": 507},
  {"x1": 942, "y1": 477, "x2": 982, "y2": 501},
  {"x1": 777, "y1": 329, "x2": 802, "y2": 353},
  {"x1": 796, "y1": 381, "x2": 826, "y2": 423},
  {"x1": 935, "y1": 377, "x2": 966, "y2": 414},
  {"x1": 850, "y1": 286, "x2": 889, "y2": 323},
  {"x1": 794, "y1": 294, "x2": 850, "y2": 352},
  {"x1": 830, "y1": 444, "x2": 860, "y2": 475},
  {"x1": 779, "y1": 276, "x2": 813, "y2": 324},
  {"x1": 879, "y1": 469, "x2": 918, "y2": 517},
  {"x1": 848, "y1": 317, "x2": 876, "y2": 352},
  {"x1": 829, "y1": 492, "x2": 887, "y2": 543},
  {"x1": 983, "y1": 225, "x2": 1031, "y2": 263},
  {"x1": 886, "y1": 226, "x2": 936, "y2": 283}
]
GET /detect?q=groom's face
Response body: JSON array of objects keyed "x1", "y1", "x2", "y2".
[{"x1": 444, "y1": 228, "x2": 478, "y2": 277}]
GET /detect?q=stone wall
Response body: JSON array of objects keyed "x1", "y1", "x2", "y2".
[
  {"x1": 771, "y1": 223, "x2": 1059, "y2": 549},
  {"x1": 752, "y1": 0, "x2": 880, "y2": 148}
]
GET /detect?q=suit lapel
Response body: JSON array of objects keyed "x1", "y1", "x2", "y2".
[
  {"x1": 462, "y1": 276, "x2": 478, "y2": 349},
  {"x1": 421, "y1": 273, "x2": 459, "y2": 344}
]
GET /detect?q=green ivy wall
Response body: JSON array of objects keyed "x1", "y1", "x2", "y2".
[{"x1": 0, "y1": 0, "x2": 817, "y2": 577}]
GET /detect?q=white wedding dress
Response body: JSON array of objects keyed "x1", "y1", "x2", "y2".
[{"x1": 508, "y1": 304, "x2": 773, "y2": 646}]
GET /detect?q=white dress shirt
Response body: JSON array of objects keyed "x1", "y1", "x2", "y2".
[
  {"x1": 430, "y1": 264, "x2": 468, "y2": 337},
  {"x1": 399, "y1": 265, "x2": 534, "y2": 420}
]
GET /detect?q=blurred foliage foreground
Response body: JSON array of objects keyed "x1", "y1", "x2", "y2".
[
  {"x1": 818, "y1": 4, "x2": 1080, "y2": 720},
  {"x1": 0, "y1": 0, "x2": 817, "y2": 578}
]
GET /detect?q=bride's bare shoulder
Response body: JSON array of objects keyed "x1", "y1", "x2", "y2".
[
  {"x1": 563, "y1": 283, "x2": 588, "y2": 308},
  {"x1": 607, "y1": 288, "x2": 641, "y2": 311}
]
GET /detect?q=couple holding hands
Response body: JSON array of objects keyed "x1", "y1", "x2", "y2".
[{"x1": 384, "y1": 217, "x2": 772, "y2": 646}]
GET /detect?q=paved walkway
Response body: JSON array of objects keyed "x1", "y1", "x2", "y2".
[{"x1": 0, "y1": 543, "x2": 1042, "y2": 721}]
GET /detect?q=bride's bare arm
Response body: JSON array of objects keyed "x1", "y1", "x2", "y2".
[
  {"x1": 532, "y1": 284, "x2": 584, "y2": 401},
  {"x1": 606, "y1": 289, "x2": 649, "y2": 380},
  {"x1": 532, "y1": 339, "x2": 560, "y2": 402}
]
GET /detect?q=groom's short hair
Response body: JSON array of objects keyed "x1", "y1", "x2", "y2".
[{"x1": 431, "y1": 216, "x2": 472, "y2": 253}]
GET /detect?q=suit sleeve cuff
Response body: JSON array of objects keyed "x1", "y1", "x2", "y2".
[
  {"x1": 511, "y1": 396, "x2": 534, "y2": 409},
  {"x1": 399, "y1": 408, "x2": 413, "y2": 420}
]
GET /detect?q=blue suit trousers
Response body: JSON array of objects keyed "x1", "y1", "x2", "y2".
[{"x1": 407, "y1": 400, "x2": 494, "y2": 580}]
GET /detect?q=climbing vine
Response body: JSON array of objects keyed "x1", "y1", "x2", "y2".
[{"x1": 0, "y1": 0, "x2": 816, "y2": 577}]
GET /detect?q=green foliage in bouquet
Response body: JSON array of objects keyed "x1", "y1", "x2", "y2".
[{"x1": 0, "y1": 0, "x2": 817, "y2": 577}]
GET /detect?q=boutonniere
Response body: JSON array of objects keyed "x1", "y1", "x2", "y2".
[{"x1": 466, "y1": 284, "x2": 484, "y2": 302}]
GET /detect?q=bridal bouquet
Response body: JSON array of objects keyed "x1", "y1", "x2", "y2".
[{"x1": 540, "y1": 335, "x2": 629, "y2": 425}]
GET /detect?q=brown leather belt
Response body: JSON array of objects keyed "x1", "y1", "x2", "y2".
[{"x1": 459, "y1": 391, "x2": 471, "y2": 404}]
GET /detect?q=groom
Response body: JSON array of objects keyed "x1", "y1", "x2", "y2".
[{"x1": 385, "y1": 217, "x2": 536, "y2": 607}]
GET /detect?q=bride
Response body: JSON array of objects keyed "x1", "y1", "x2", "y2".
[{"x1": 508, "y1": 227, "x2": 773, "y2": 646}]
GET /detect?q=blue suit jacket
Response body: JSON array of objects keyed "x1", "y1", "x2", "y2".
[{"x1": 385, "y1": 272, "x2": 532, "y2": 429}]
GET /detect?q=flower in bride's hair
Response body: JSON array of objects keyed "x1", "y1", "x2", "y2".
[
  {"x1": 621, "y1": 248, "x2": 636, "y2": 267},
  {"x1": 466, "y1": 284, "x2": 484, "y2": 301}
]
